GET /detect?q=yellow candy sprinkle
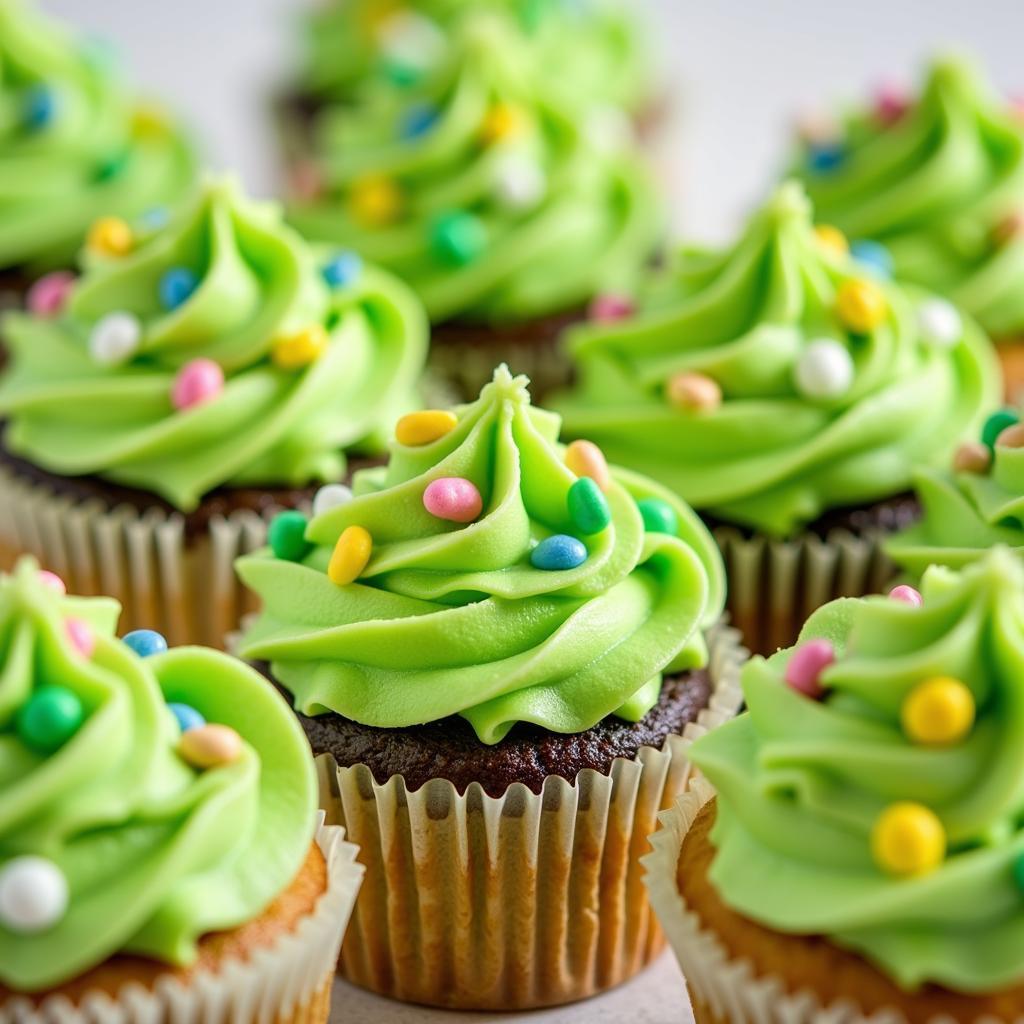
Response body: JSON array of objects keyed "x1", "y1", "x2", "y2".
[
  {"x1": 349, "y1": 174, "x2": 402, "y2": 226},
  {"x1": 87, "y1": 216, "x2": 133, "y2": 257},
  {"x1": 565, "y1": 439, "x2": 611, "y2": 493},
  {"x1": 271, "y1": 324, "x2": 329, "y2": 370},
  {"x1": 814, "y1": 224, "x2": 849, "y2": 256},
  {"x1": 901, "y1": 676, "x2": 975, "y2": 746},
  {"x1": 871, "y1": 802, "x2": 945, "y2": 877},
  {"x1": 328, "y1": 525, "x2": 373, "y2": 586},
  {"x1": 179, "y1": 724, "x2": 242, "y2": 769},
  {"x1": 131, "y1": 104, "x2": 169, "y2": 139},
  {"x1": 837, "y1": 279, "x2": 887, "y2": 334},
  {"x1": 479, "y1": 103, "x2": 522, "y2": 145},
  {"x1": 395, "y1": 409, "x2": 458, "y2": 446}
]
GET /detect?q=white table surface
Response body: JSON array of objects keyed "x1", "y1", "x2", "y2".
[{"x1": 328, "y1": 949, "x2": 691, "y2": 1023}]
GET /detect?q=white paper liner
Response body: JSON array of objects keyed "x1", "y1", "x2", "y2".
[
  {"x1": 714, "y1": 525, "x2": 898, "y2": 657},
  {"x1": 1, "y1": 816, "x2": 364, "y2": 1024},
  {"x1": 0, "y1": 462, "x2": 289, "y2": 648},
  {"x1": 314, "y1": 621, "x2": 745, "y2": 1011}
]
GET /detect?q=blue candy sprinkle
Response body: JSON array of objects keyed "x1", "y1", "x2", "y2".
[
  {"x1": 140, "y1": 206, "x2": 170, "y2": 230},
  {"x1": 530, "y1": 534, "x2": 587, "y2": 571},
  {"x1": 159, "y1": 267, "x2": 199, "y2": 311},
  {"x1": 22, "y1": 85, "x2": 56, "y2": 131},
  {"x1": 322, "y1": 251, "x2": 363, "y2": 289},
  {"x1": 123, "y1": 628, "x2": 168, "y2": 658},
  {"x1": 850, "y1": 239, "x2": 894, "y2": 279},
  {"x1": 401, "y1": 103, "x2": 439, "y2": 139},
  {"x1": 168, "y1": 702, "x2": 205, "y2": 734},
  {"x1": 807, "y1": 142, "x2": 845, "y2": 174}
]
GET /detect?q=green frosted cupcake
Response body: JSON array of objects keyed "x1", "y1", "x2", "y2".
[
  {"x1": 0, "y1": 0, "x2": 196, "y2": 307},
  {"x1": 0, "y1": 176, "x2": 427, "y2": 646},
  {"x1": 552, "y1": 182, "x2": 1000, "y2": 652}
]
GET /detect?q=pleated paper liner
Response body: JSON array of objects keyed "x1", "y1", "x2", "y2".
[
  {"x1": 714, "y1": 525, "x2": 899, "y2": 656},
  {"x1": 996, "y1": 338, "x2": 1024, "y2": 404},
  {"x1": 315, "y1": 621, "x2": 746, "y2": 1011},
  {"x1": 0, "y1": 816, "x2": 364, "y2": 1024}
]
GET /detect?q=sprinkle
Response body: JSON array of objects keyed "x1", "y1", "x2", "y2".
[
  {"x1": 322, "y1": 251, "x2": 363, "y2": 289},
  {"x1": 37, "y1": 570, "x2": 66, "y2": 595},
  {"x1": 567, "y1": 477, "x2": 611, "y2": 535},
  {"x1": 16, "y1": 685, "x2": 85, "y2": 753},
  {"x1": 21, "y1": 85, "x2": 57, "y2": 132},
  {"x1": 131, "y1": 103, "x2": 170, "y2": 138},
  {"x1": 872, "y1": 802, "x2": 945, "y2": 876},
  {"x1": 982, "y1": 409, "x2": 1020, "y2": 452},
  {"x1": 268, "y1": 510, "x2": 311, "y2": 562},
  {"x1": 0, "y1": 857, "x2": 69, "y2": 935},
  {"x1": 531, "y1": 534, "x2": 587, "y2": 571},
  {"x1": 901, "y1": 676, "x2": 975, "y2": 746},
  {"x1": 565, "y1": 439, "x2": 611, "y2": 493},
  {"x1": 479, "y1": 102, "x2": 522, "y2": 144},
  {"x1": 992, "y1": 210, "x2": 1024, "y2": 247},
  {"x1": 588, "y1": 293, "x2": 634, "y2": 323},
  {"x1": 917, "y1": 298, "x2": 962, "y2": 349},
  {"x1": 795, "y1": 110, "x2": 840, "y2": 146},
  {"x1": 87, "y1": 216, "x2": 133, "y2": 257},
  {"x1": 783, "y1": 639, "x2": 834, "y2": 699},
  {"x1": 401, "y1": 102, "x2": 439, "y2": 139},
  {"x1": 328, "y1": 526, "x2": 373, "y2": 585},
  {"x1": 140, "y1": 206, "x2": 170, "y2": 231},
  {"x1": 430, "y1": 211, "x2": 487, "y2": 266},
  {"x1": 423, "y1": 477, "x2": 483, "y2": 524},
  {"x1": 849, "y1": 240, "x2": 894, "y2": 279},
  {"x1": 168, "y1": 702, "x2": 205, "y2": 734},
  {"x1": 271, "y1": 325, "x2": 329, "y2": 370},
  {"x1": 65, "y1": 618, "x2": 95, "y2": 658},
  {"x1": 122, "y1": 628, "x2": 168, "y2": 658},
  {"x1": 794, "y1": 338, "x2": 854, "y2": 400},
  {"x1": 837, "y1": 279, "x2": 887, "y2": 334},
  {"x1": 494, "y1": 153, "x2": 546, "y2": 210},
  {"x1": 312, "y1": 484, "x2": 354, "y2": 517},
  {"x1": 637, "y1": 497, "x2": 678, "y2": 535},
  {"x1": 179, "y1": 724, "x2": 243, "y2": 769},
  {"x1": 997, "y1": 423, "x2": 1024, "y2": 449},
  {"x1": 666, "y1": 372, "x2": 722, "y2": 412},
  {"x1": 349, "y1": 174, "x2": 402, "y2": 226},
  {"x1": 953, "y1": 441, "x2": 992, "y2": 474},
  {"x1": 89, "y1": 311, "x2": 142, "y2": 365},
  {"x1": 396, "y1": 409, "x2": 458, "y2": 446},
  {"x1": 172, "y1": 358, "x2": 224, "y2": 411},
  {"x1": 814, "y1": 224, "x2": 848, "y2": 256},
  {"x1": 94, "y1": 149, "x2": 130, "y2": 183},
  {"x1": 874, "y1": 82, "x2": 910, "y2": 125},
  {"x1": 26, "y1": 272, "x2": 76, "y2": 318},
  {"x1": 889, "y1": 584, "x2": 922, "y2": 606},
  {"x1": 807, "y1": 141, "x2": 845, "y2": 174},
  {"x1": 159, "y1": 267, "x2": 199, "y2": 311}
]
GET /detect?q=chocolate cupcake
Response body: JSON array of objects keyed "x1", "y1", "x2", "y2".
[
  {"x1": 790, "y1": 55, "x2": 1024, "y2": 399},
  {"x1": 285, "y1": 9, "x2": 661, "y2": 402},
  {"x1": 0, "y1": 176, "x2": 427, "y2": 646},
  {"x1": 552, "y1": 182, "x2": 1000, "y2": 654},
  {"x1": 645, "y1": 549, "x2": 1024, "y2": 1024},
  {"x1": 0, "y1": 557, "x2": 363, "y2": 1023},
  {"x1": 236, "y1": 365, "x2": 743, "y2": 1010},
  {"x1": 0, "y1": 0, "x2": 196, "y2": 310}
]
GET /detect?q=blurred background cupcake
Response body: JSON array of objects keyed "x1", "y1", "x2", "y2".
[
  {"x1": 0, "y1": 557, "x2": 362, "y2": 1023},
  {"x1": 0, "y1": 0, "x2": 196, "y2": 314},
  {"x1": 0, "y1": 176, "x2": 427, "y2": 646},
  {"x1": 283, "y1": 9, "x2": 661, "y2": 402},
  {"x1": 552, "y1": 181, "x2": 1000, "y2": 653},
  {"x1": 236, "y1": 366, "x2": 743, "y2": 1010},
  {"x1": 645, "y1": 549, "x2": 1024, "y2": 1024}
]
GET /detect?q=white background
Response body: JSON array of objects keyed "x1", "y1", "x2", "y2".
[{"x1": 48, "y1": 0, "x2": 1024, "y2": 241}]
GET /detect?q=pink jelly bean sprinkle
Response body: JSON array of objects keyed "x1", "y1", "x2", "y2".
[
  {"x1": 588, "y1": 293, "x2": 635, "y2": 323},
  {"x1": 65, "y1": 618, "x2": 95, "y2": 658},
  {"x1": 874, "y1": 82, "x2": 910, "y2": 125},
  {"x1": 38, "y1": 570, "x2": 66, "y2": 595},
  {"x1": 889, "y1": 584, "x2": 923, "y2": 606},
  {"x1": 423, "y1": 477, "x2": 483, "y2": 524},
  {"x1": 172, "y1": 358, "x2": 224, "y2": 411},
  {"x1": 784, "y1": 639, "x2": 835, "y2": 700},
  {"x1": 26, "y1": 272, "x2": 76, "y2": 318}
]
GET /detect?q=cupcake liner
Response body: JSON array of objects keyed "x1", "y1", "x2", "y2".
[
  {"x1": 0, "y1": 815, "x2": 364, "y2": 1024},
  {"x1": 0, "y1": 462, "x2": 284, "y2": 648},
  {"x1": 315, "y1": 621, "x2": 745, "y2": 1011},
  {"x1": 713, "y1": 525, "x2": 897, "y2": 656}
]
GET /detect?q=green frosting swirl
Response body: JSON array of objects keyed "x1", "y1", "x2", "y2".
[
  {"x1": 691, "y1": 549, "x2": 1024, "y2": 993},
  {"x1": 0, "y1": 558, "x2": 316, "y2": 992},
  {"x1": 794, "y1": 56, "x2": 1024, "y2": 338},
  {"x1": 238, "y1": 366, "x2": 723, "y2": 744},
  {"x1": 288, "y1": 11, "x2": 660, "y2": 323},
  {"x1": 552, "y1": 182, "x2": 1000, "y2": 537},
  {"x1": 0, "y1": 177, "x2": 428, "y2": 511},
  {"x1": 296, "y1": 0, "x2": 652, "y2": 119},
  {"x1": 0, "y1": 0, "x2": 196, "y2": 271}
]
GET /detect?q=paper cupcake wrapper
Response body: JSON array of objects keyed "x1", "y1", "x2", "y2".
[
  {"x1": 314, "y1": 621, "x2": 745, "y2": 1011},
  {"x1": 713, "y1": 525, "x2": 897, "y2": 656},
  {"x1": 0, "y1": 462, "x2": 287, "y2": 649},
  {"x1": 1, "y1": 816, "x2": 364, "y2": 1024}
]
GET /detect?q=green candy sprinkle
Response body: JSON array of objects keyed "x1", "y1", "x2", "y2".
[
  {"x1": 94, "y1": 148, "x2": 130, "y2": 183},
  {"x1": 982, "y1": 408, "x2": 1020, "y2": 452},
  {"x1": 268, "y1": 510, "x2": 311, "y2": 562},
  {"x1": 17, "y1": 685, "x2": 85, "y2": 753},
  {"x1": 637, "y1": 497, "x2": 678, "y2": 535},
  {"x1": 431, "y1": 211, "x2": 487, "y2": 267},
  {"x1": 567, "y1": 477, "x2": 611, "y2": 535}
]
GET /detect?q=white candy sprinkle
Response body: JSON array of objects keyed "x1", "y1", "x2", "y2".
[
  {"x1": 312, "y1": 483, "x2": 354, "y2": 517},
  {"x1": 794, "y1": 338, "x2": 855, "y2": 400},
  {"x1": 89, "y1": 311, "x2": 141, "y2": 365},
  {"x1": 494, "y1": 153, "x2": 546, "y2": 210},
  {"x1": 0, "y1": 856, "x2": 69, "y2": 934},
  {"x1": 378, "y1": 12, "x2": 445, "y2": 71},
  {"x1": 917, "y1": 298, "x2": 962, "y2": 349}
]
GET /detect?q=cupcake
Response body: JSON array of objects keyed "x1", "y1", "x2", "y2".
[
  {"x1": 236, "y1": 365, "x2": 744, "y2": 1010},
  {"x1": 285, "y1": 10, "x2": 661, "y2": 402},
  {"x1": 552, "y1": 182, "x2": 1000, "y2": 654},
  {"x1": 0, "y1": 0, "x2": 196, "y2": 312},
  {"x1": 0, "y1": 176, "x2": 427, "y2": 647},
  {"x1": 790, "y1": 55, "x2": 1024, "y2": 397},
  {"x1": 0, "y1": 557, "x2": 363, "y2": 1023},
  {"x1": 644, "y1": 548, "x2": 1024, "y2": 1024},
  {"x1": 887, "y1": 407, "x2": 1024, "y2": 575}
]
